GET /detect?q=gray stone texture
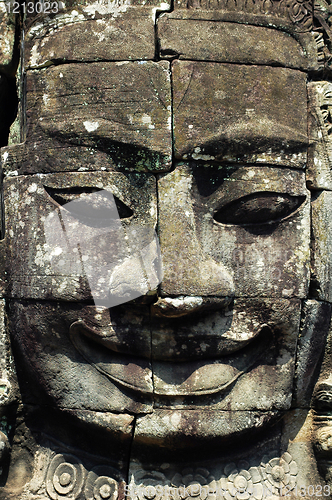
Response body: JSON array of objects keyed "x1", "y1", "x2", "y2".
[
  {"x1": 158, "y1": 18, "x2": 311, "y2": 69},
  {"x1": 152, "y1": 297, "x2": 301, "y2": 410},
  {"x1": 4, "y1": 172, "x2": 158, "y2": 299},
  {"x1": 1, "y1": 3, "x2": 332, "y2": 499},
  {"x1": 0, "y1": 1, "x2": 16, "y2": 69},
  {"x1": 158, "y1": 164, "x2": 310, "y2": 298},
  {"x1": 294, "y1": 300, "x2": 332, "y2": 408},
  {"x1": 23, "y1": 0, "x2": 171, "y2": 66},
  {"x1": 25, "y1": 10, "x2": 156, "y2": 67},
  {"x1": 171, "y1": 62, "x2": 308, "y2": 167},
  {"x1": 1, "y1": 61, "x2": 172, "y2": 176},
  {"x1": 311, "y1": 190, "x2": 332, "y2": 302},
  {"x1": 307, "y1": 82, "x2": 332, "y2": 190},
  {"x1": 9, "y1": 300, "x2": 153, "y2": 412}
]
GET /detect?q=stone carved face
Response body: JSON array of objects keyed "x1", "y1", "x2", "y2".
[{"x1": 2, "y1": 1, "x2": 332, "y2": 492}]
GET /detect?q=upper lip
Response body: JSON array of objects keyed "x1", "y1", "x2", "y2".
[
  {"x1": 69, "y1": 298, "x2": 268, "y2": 361},
  {"x1": 150, "y1": 296, "x2": 232, "y2": 318}
]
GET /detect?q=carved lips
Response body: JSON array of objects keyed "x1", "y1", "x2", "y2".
[{"x1": 69, "y1": 303, "x2": 274, "y2": 397}]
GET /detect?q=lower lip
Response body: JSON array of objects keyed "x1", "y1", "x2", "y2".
[{"x1": 70, "y1": 322, "x2": 272, "y2": 396}]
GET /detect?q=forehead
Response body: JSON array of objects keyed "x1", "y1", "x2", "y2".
[
  {"x1": 2, "y1": 10, "x2": 312, "y2": 177},
  {"x1": 24, "y1": 61, "x2": 307, "y2": 170},
  {"x1": 171, "y1": 62, "x2": 307, "y2": 166},
  {"x1": 6, "y1": 73, "x2": 308, "y2": 179}
]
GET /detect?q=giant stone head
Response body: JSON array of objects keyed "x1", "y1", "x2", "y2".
[{"x1": 0, "y1": 0, "x2": 332, "y2": 498}]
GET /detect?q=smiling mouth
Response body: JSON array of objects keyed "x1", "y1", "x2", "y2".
[{"x1": 69, "y1": 300, "x2": 274, "y2": 397}]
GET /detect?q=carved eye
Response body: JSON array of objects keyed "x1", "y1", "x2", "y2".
[
  {"x1": 44, "y1": 186, "x2": 133, "y2": 220},
  {"x1": 213, "y1": 192, "x2": 305, "y2": 225}
]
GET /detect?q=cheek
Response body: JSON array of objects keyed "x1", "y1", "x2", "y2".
[
  {"x1": 8, "y1": 301, "x2": 154, "y2": 413},
  {"x1": 159, "y1": 194, "x2": 310, "y2": 300}
]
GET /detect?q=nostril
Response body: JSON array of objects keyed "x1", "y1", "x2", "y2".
[{"x1": 150, "y1": 296, "x2": 233, "y2": 318}]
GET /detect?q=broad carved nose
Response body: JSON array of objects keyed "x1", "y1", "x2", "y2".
[{"x1": 158, "y1": 165, "x2": 234, "y2": 301}]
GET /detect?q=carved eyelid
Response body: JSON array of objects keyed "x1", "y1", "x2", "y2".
[
  {"x1": 43, "y1": 186, "x2": 134, "y2": 219},
  {"x1": 213, "y1": 191, "x2": 306, "y2": 226}
]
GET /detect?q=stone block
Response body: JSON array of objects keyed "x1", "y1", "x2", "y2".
[
  {"x1": 23, "y1": 0, "x2": 172, "y2": 67},
  {"x1": 307, "y1": 82, "x2": 332, "y2": 190},
  {"x1": 172, "y1": 62, "x2": 308, "y2": 166},
  {"x1": 312, "y1": 321, "x2": 332, "y2": 412},
  {"x1": 128, "y1": 413, "x2": 322, "y2": 497},
  {"x1": 281, "y1": 410, "x2": 326, "y2": 495},
  {"x1": 158, "y1": 164, "x2": 310, "y2": 298},
  {"x1": 293, "y1": 300, "x2": 331, "y2": 408},
  {"x1": 152, "y1": 298, "x2": 301, "y2": 411},
  {"x1": 9, "y1": 300, "x2": 153, "y2": 412},
  {"x1": 171, "y1": 0, "x2": 313, "y2": 32},
  {"x1": 311, "y1": 190, "x2": 332, "y2": 302},
  {"x1": 3, "y1": 404, "x2": 130, "y2": 496},
  {"x1": 158, "y1": 18, "x2": 309, "y2": 69},
  {"x1": 4, "y1": 171, "x2": 158, "y2": 300},
  {"x1": 0, "y1": 299, "x2": 17, "y2": 406},
  {"x1": 24, "y1": 7, "x2": 159, "y2": 67},
  {"x1": 7, "y1": 61, "x2": 171, "y2": 174}
]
